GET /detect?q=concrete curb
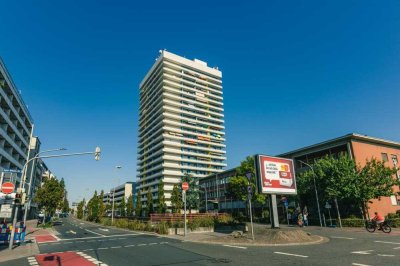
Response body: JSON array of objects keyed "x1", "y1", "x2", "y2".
[{"x1": 178, "y1": 235, "x2": 329, "y2": 247}]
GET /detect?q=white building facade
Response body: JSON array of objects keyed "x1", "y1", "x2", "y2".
[{"x1": 137, "y1": 50, "x2": 226, "y2": 209}]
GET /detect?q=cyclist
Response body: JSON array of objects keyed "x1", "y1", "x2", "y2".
[{"x1": 372, "y1": 212, "x2": 385, "y2": 230}]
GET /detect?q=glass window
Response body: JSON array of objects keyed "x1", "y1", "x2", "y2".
[
  {"x1": 381, "y1": 153, "x2": 389, "y2": 162},
  {"x1": 391, "y1": 155, "x2": 398, "y2": 166}
]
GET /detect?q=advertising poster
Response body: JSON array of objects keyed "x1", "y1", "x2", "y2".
[{"x1": 256, "y1": 155, "x2": 297, "y2": 195}]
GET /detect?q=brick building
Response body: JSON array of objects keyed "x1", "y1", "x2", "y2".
[{"x1": 280, "y1": 133, "x2": 400, "y2": 218}]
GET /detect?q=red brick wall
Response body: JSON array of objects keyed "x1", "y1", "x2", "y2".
[{"x1": 351, "y1": 140, "x2": 400, "y2": 218}]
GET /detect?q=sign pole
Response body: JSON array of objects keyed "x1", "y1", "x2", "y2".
[
  {"x1": 270, "y1": 194, "x2": 280, "y2": 229},
  {"x1": 183, "y1": 190, "x2": 187, "y2": 237},
  {"x1": 248, "y1": 194, "x2": 254, "y2": 240}
]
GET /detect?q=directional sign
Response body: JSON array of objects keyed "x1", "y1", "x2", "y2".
[
  {"x1": 182, "y1": 182, "x2": 189, "y2": 191},
  {"x1": 1, "y1": 182, "x2": 15, "y2": 194},
  {"x1": 0, "y1": 204, "x2": 12, "y2": 218}
]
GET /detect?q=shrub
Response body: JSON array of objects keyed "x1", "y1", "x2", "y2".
[
  {"x1": 155, "y1": 222, "x2": 169, "y2": 234},
  {"x1": 215, "y1": 214, "x2": 234, "y2": 225},
  {"x1": 341, "y1": 218, "x2": 364, "y2": 227},
  {"x1": 114, "y1": 219, "x2": 129, "y2": 229},
  {"x1": 100, "y1": 218, "x2": 111, "y2": 226}
]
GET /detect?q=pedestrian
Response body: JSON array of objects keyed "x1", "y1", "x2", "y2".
[
  {"x1": 303, "y1": 213, "x2": 308, "y2": 226},
  {"x1": 297, "y1": 212, "x2": 304, "y2": 227}
]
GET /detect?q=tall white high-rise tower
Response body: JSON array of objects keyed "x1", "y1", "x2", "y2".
[{"x1": 137, "y1": 50, "x2": 226, "y2": 209}]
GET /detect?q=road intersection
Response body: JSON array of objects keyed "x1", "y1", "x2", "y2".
[{"x1": 2, "y1": 217, "x2": 400, "y2": 265}]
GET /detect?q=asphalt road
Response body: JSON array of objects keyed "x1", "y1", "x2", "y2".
[{"x1": 3, "y1": 217, "x2": 400, "y2": 265}]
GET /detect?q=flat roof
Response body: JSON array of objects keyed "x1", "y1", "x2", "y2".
[{"x1": 279, "y1": 133, "x2": 400, "y2": 157}]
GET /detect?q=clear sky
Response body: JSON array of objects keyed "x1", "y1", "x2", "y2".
[{"x1": 1, "y1": 1, "x2": 399, "y2": 203}]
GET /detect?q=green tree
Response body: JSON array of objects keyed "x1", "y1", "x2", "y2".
[
  {"x1": 157, "y1": 179, "x2": 167, "y2": 213},
  {"x1": 181, "y1": 173, "x2": 200, "y2": 213},
  {"x1": 354, "y1": 158, "x2": 399, "y2": 219},
  {"x1": 171, "y1": 184, "x2": 182, "y2": 213},
  {"x1": 98, "y1": 190, "x2": 106, "y2": 218},
  {"x1": 299, "y1": 155, "x2": 399, "y2": 220},
  {"x1": 87, "y1": 190, "x2": 100, "y2": 222},
  {"x1": 226, "y1": 156, "x2": 265, "y2": 210},
  {"x1": 34, "y1": 177, "x2": 65, "y2": 216},
  {"x1": 135, "y1": 190, "x2": 142, "y2": 217},
  {"x1": 62, "y1": 197, "x2": 70, "y2": 213},
  {"x1": 119, "y1": 198, "x2": 126, "y2": 216},
  {"x1": 77, "y1": 199, "x2": 85, "y2": 219},
  {"x1": 126, "y1": 195, "x2": 134, "y2": 216},
  {"x1": 146, "y1": 188, "x2": 154, "y2": 215}
]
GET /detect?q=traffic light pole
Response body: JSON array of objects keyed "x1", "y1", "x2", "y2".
[{"x1": 9, "y1": 147, "x2": 101, "y2": 250}]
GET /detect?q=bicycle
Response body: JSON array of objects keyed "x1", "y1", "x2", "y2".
[{"x1": 365, "y1": 220, "x2": 391, "y2": 233}]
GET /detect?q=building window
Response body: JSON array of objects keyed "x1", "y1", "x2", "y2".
[
  {"x1": 391, "y1": 155, "x2": 398, "y2": 167},
  {"x1": 381, "y1": 153, "x2": 388, "y2": 162}
]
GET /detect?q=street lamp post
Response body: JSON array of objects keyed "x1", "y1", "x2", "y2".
[
  {"x1": 8, "y1": 147, "x2": 101, "y2": 250},
  {"x1": 111, "y1": 166, "x2": 122, "y2": 225},
  {"x1": 245, "y1": 172, "x2": 255, "y2": 241},
  {"x1": 23, "y1": 148, "x2": 67, "y2": 224},
  {"x1": 298, "y1": 160, "x2": 322, "y2": 227}
]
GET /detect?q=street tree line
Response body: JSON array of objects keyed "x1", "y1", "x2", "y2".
[{"x1": 34, "y1": 177, "x2": 69, "y2": 217}]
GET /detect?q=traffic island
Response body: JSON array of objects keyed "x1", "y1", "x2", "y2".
[{"x1": 176, "y1": 226, "x2": 327, "y2": 247}]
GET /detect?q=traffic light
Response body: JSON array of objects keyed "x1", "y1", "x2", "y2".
[
  {"x1": 95, "y1": 146, "x2": 101, "y2": 161},
  {"x1": 15, "y1": 192, "x2": 22, "y2": 204}
]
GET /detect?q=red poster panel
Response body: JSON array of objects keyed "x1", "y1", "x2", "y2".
[{"x1": 256, "y1": 155, "x2": 297, "y2": 195}]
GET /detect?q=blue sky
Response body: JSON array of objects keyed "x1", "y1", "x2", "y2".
[{"x1": 1, "y1": 1, "x2": 399, "y2": 203}]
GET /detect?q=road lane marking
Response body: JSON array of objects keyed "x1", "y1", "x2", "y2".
[
  {"x1": 149, "y1": 243, "x2": 157, "y2": 245},
  {"x1": 80, "y1": 223, "x2": 84, "y2": 225},
  {"x1": 98, "y1": 247, "x2": 109, "y2": 250},
  {"x1": 59, "y1": 233, "x2": 139, "y2": 241},
  {"x1": 377, "y1": 254, "x2": 395, "y2": 257},
  {"x1": 352, "y1": 263, "x2": 371, "y2": 266},
  {"x1": 375, "y1": 240, "x2": 400, "y2": 245},
  {"x1": 223, "y1": 245, "x2": 247, "y2": 249},
  {"x1": 393, "y1": 247, "x2": 400, "y2": 250},
  {"x1": 85, "y1": 229, "x2": 105, "y2": 237},
  {"x1": 67, "y1": 230, "x2": 77, "y2": 234},
  {"x1": 111, "y1": 246, "x2": 122, "y2": 249},
  {"x1": 138, "y1": 244, "x2": 147, "y2": 246},
  {"x1": 87, "y1": 240, "x2": 96, "y2": 242},
  {"x1": 351, "y1": 250, "x2": 373, "y2": 255},
  {"x1": 124, "y1": 244, "x2": 136, "y2": 247},
  {"x1": 331, "y1": 236, "x2": 354, "y2": 240},
  {"x1": 160, "y1": 242, "x2": 169, "y2": 244},
  {"x1": 99, "y1": 228, "x2": 109, "y2": 232},
  {"x1": 274, "y1": 252, "x2": 308, "y2": 258}
]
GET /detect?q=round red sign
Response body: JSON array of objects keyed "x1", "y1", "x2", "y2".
[
  {"x1": 182, "y1": 182, "x2": 189, "y2": 191},
  {"x1": 1, "y1": 182, "x2": 15, "y2": 194}
]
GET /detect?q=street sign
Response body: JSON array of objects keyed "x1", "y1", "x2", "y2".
[
  {"x1": 1, "y1": 182, "x2": 15, "y2": 194},
  {"x1": 0, "y1": 204, "x2": 12, "y2": 218},
  {"x1": 2, "y1": 169, "x2": 21, "y2": 173},
  {"x1": 325, "y1": 202, "x2": 332, "y2": 209},
  {"x1": 182, "y1": 182, "x2": 189, "y2": 191}
]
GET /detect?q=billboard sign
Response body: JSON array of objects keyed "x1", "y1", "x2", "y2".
[{"x1": 255, "y1": 155, "x2": 297, "y2": 195}]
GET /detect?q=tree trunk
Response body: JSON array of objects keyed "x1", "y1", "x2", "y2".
[{"x1": 334, "y1": 198, "x2": 342, "y2": 228}]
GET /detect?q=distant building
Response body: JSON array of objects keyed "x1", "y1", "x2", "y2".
[
  {"x1": 103, "y1": 182, "x2": 133, "y2": 206},
  {"x1": 0, "y1": 57, "x2": 34, "y2": 184},
  {"x1": 280, "y1": 133, "x2": 400, "y2": 218},
  {"x1": 199, "y1": 168, "x2": 246, "y2": 213},
  {"x1": 137, "y1": 50, "x2": 226, "y2": 209}
]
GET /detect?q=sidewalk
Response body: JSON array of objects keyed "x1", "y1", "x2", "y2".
[{"x1": 0, "y1": 219, "x2": 57, "y2": 263}]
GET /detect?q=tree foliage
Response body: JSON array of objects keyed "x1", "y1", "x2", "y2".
[
  {"x1": 157, "y1": 179, "x2": 167, "y2": 213},
  {"x1": 77, "y1": 199, "x2": 85, "y2": 219},
  {"x1": 171, "y1": 184, "x2": 182, "y2": 213},
  {"x1": 146, "y1": 188, "x2": 154, "y2": 215},
  {"x1": 34, "y1": 177, "x2": 65, "y2": 216},
  {"x1": 227, "y1": 156, "x2": 265, "y2": 205},
  {"x1": 299, "y1": 155, "x2": 399, "y2": 219},
  {"x1": 181, "y1": 173, "x2": 200, "y2": 213},
  {"x1": 119, "y1": 198, "x2": 126, "y2": 216},
  {"x1": 135, "y1": 189, "x2": 142, "y2": 217},
  {"x1": 126, "y1": 195, "x2": 134, "y2": 216}
]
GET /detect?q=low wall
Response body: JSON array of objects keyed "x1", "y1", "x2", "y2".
[{"x1": 167, "y1": 226, "x2": 214, "y2": 235}]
